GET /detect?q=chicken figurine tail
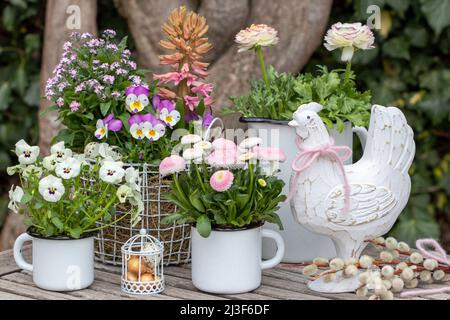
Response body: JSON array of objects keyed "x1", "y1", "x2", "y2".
[{"x1": 288, "y1": 103, "x2": 415, "y2": 292}]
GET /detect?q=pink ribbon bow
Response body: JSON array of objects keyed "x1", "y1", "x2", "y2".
[
  {"x1": 287, "y1": 136, "x2": 352, "y2": 215},
  {"x1": 400, "y1": 239, "x2": 450, "y2": 298}
]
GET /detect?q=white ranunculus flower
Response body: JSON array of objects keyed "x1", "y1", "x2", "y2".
[
  {"x1": 55, "y1": 157, "x2": 81, "y2": 179},
  {"x1": 15, "y1": 140, "x2": 40, "y2": 165},
  {"x1": 22, "y1": 165, "x2": 43, "y2": 179},
  {"x1": 125, "y1": 167, "x2": 140, "y2": 191},
  {"x1": 50, "y1": 141, "x2": 73, "y2": 162},
  {"x1": 235, "y1": 24, "x2": 279, "y2": 52},
  {"x1": 8, "y1": 185, "x2": 24, "y2": 213},
  {"x1": 99, "y1": 160, "x2": 125, "y2": 184},
  {"x1": 116, "y1": 184, "x2": 132, "y2": 203},
  {"x1": 38, "y1": 175, "x2": 65, "y2": 202},
  {"x1": 324, "y1": 22, "x2": 375, "y2": 62},
  {"x1": 43, "y1": 154, "x2": 58, "y2": 171}
]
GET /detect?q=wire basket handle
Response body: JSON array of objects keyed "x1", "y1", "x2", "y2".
[{"x1": 204, "y1": 117, "x2": 224, "y2": 141}]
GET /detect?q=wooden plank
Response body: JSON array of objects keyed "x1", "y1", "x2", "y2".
[
  {"x1": 4, "y1": 272, "x2": 128, "y2": 300},
  {"x1": 0, "y1": 291, "x2": 34, "y2": 300},
  {"x1": 0, "y1": 278, "x2": 77, "y2": 300},
  {"x1": 95, "y1": 269, "x2": 227, "y2": 300},
  {"x1": 0, "y1": 246, "x2": 31, "y2": 277},
  {"x1": 163, "y1": 265, "x2": 326, "y2": 300}
]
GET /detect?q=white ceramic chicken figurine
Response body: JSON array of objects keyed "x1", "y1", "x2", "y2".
[{"x1": 288, "y1": 103, "x2": 415, "y2": 263}]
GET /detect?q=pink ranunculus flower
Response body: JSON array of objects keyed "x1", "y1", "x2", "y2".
[
  {"x1": 253, "y1": 146, "x2": 286, "y2": 162},
  {"x1": 324, "y1": 22, "x2": 375, "y2": 62},
  {"x1": 235, "y1": 24, "x2": 279, "y2": 52},
  {"x1": 210, "y1": 170, "x2": 234, "y2": 192},
  {"x1": 159, "y1": 155, "x2": 186, "y2": 177}
]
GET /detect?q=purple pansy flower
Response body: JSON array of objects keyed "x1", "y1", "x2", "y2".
[{"x1": 202, "y1": 110, "x2": 214, "y2": 128}]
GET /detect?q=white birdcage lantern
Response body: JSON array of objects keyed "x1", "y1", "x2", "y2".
[{"x1": 121, "y1": 229, "x2": 165, "y2": 295}]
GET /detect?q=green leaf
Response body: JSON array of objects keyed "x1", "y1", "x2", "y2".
[
  {"x1": 0, "y1": 82, "x2": 11, "y2": 111},
  {"x1": 100, "y1": 101, "x2": 111, "y2": 116},
  {"x1": 189, "y1": 190, "x2": 205, "y2": 213},
  {"x1": 420, "y1": 0, "x2": 450, "y2": 37},
  {"x1": 2, "y1": 6, "x2": 16, "y2": 31},
  {"x1": 51, "y1": 217, "x2": 64, "y2": 231},
  {"x1": 383, "y1": 37, "x2": 410, "y2": 60},
  {"x1": 20, "y1": 192, "x2": 33, "y2": 204},
  {"x1": 14, "y1": 66, "x2": 26, "y2": 95},
  {"x1": 196, "y1": 215, "x2": 211, "y2": 238},
  {"x1": 69, "y1": 227, "x2": 82, "y2": 239}
]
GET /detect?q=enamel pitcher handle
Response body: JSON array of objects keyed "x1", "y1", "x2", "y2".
[
  {"x1": 13, "y1": 233, "x2": 33, "y2": 272},
  {"x1": 261, "y1": 229, "x2": 285, "y2": 270}
]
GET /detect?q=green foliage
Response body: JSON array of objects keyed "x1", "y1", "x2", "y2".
[
  {"x1": 306, "y1": 0, "x2": 450, "y2": 245},
  {"x1": 8, "y1": 153, "x2": 141, "y2": 239},
  {"x1": 228, "y1": 65, "x2": 371, "y2": 131},
  {"x1": 0, "y1": 0, "x2": 43, "y2": 227},
  {"x1": 162, "y1": 164, "x2": 285, "y2": 238}
]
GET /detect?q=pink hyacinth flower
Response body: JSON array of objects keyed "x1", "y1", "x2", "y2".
[
  {"x1": 212, "y1": 138, "x2": 237, "y2": 151},
  {"x1": 210, "y1": 170, "x2": 234, "y2": 192},
  {"x1": 253, "y1": 146, "x2": 286, "y2": 162},
  {"x1": 191, "y1": 81, "x2": 213, "y2": 97},
  {"x1": 184, "y1": 95, "x2": 200, "y2": 111},
  {"x1": 159, "y1": 155, "x2": 186, "y2": 177}
]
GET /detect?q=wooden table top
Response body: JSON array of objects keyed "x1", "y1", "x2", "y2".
[{"x1": 0, "y1": 246, "x2": 447, "y2": 300}]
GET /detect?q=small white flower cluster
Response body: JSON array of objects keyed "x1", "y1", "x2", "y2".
[{"x1": 302, "y1": 236, "x2": 450, "y2": 300}]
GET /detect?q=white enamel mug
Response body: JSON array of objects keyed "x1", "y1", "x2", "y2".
[
  {"x1": 191, "y1": 224, "x2": 285, "y2": 294},
  {"x1": 14, "y1": 232, "x2": 94, "y2": 291}
]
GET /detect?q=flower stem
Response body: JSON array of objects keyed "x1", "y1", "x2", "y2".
[
  {"x1": 344, "y1": 60, "x2": 352, "y2": 85},
  {"x1": 193, "y1": 163, "x2": 206, "y2": 193},
  {"x1": 256, "y1": 46, "x2": 277, "y2": 118}
]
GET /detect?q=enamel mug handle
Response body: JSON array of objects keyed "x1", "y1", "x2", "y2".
[
  {"x1": 261, "y1": 229, "x2": 285, "y2": 270},
  {"x1": 13, "y1": 233, "x2": 33, "y2": 272}
]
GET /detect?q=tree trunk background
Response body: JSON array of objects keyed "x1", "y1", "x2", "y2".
[
  {"x1": 118, "y1": 0, "x2": 333, "y2": 127},
  {"x1": 1, "y1": 0, "x2": 332, "y2": 250},
  {"x1": 0, "y1": 0, "x2": 98, "y2": 251}
]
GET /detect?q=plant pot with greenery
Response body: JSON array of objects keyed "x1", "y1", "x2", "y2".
[
  {"x1": 226, "y1": 23, "x2": 375, "y2": 262},
  {"x1": 160, "y1": 135, "x2": 286, "y2": 294},
  {"x1": 8, "y1": 140, "x2": 141, "y2": 291}
]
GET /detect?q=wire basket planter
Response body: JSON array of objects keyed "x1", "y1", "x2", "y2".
[
  {"x1": 94, "y1": 163, "x2": 191, "y2": 266},
  {"x1": 121, "y1": 229, "x2": 165, "y2": 295}
]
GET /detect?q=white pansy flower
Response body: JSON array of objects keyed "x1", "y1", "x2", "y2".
[
  {"x1": 116, "y1": 184, "x2": 132, "y2": 203},
  {"x1": 99, "y1": 161, "x2": 125, "y2": 184},
  {"x1": 130, "y1": 123, "x2": 146, "y2": 140},
  {"x1": 8, "y1": 185, "x2": 24, "y2": 213},
  {"x1": 38, "y1": 175, "x2": 65, "y2": 202},
  {"x1": 43, "y1": 154, "x2": 58, "y2": 171},
  {"x1": 324, "y1": 22, "x2": 375, "y2": 62},
  {"x1": 181, "y1": 134, "x2": 202, "y2": 145},
  {"x1": 159, "y1": 108, "x2": 181, "y2": 127},
  {"x1": 55, "y1": 157, "x2": 81, "y2": 179},
  {"x1": 50, "y1": 142, "x2": 73, "y2": 161},
  {"x1": 235, "y1": 24, "x2": 279, "y2": 52},
  {"x1": 7, "y1": 164, "x2": 24, "y2": 176},
  {"x1": 125, "y1": 167, "x2": 140, "y2": 191},
  {"x1": 22, "y1": 165, "x2": 43, "y2": 179},
  {"x1": 183, "y1": 148, "x2": 203, "y2": 162},
  {"x1": 144, "y1": 122, "x2": 166, "y2": 142},
  {"x1": 98, "y1": 143, "x2": 122, "y2": 161},
  {"x1": 15, "y1": 140, "x2": 40, "y2": 165},
  {"x1": 94, "y1": 119, "x2": 108, "y2": 140}
]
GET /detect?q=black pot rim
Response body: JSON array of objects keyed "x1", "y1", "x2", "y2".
[
  {"x1": 193, "y1": 221, "x2": 265, "y2": 233},
  {"x1": 26, "y1": 227, "x2": 96, "y2": 241},
  {"x1": 239, "y1": 117, "x2": 289, "y2": 126}
]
